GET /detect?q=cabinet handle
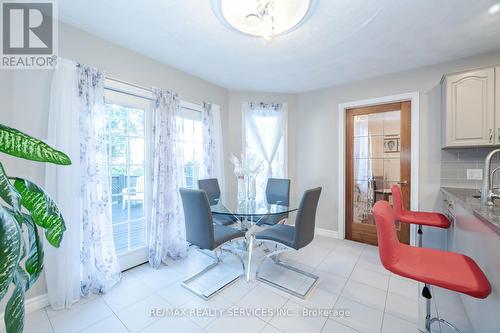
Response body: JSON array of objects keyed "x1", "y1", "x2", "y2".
[
  {"x1": 489, "y1": 129, "x2": 493, "y2": 143},
  {"x1": 497, "y1": 128, "x2": 500, "y2": 141}
]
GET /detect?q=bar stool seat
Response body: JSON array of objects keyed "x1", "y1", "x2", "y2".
[
  {"x1": 373, "y1": 200, "x2": 491, "y2": 332},
  {"x1": 391, "y1": 244, "x2": 491, "y2": 298},
  {"x1": 397, "y1": 210, "x2": 451, "y2": 229},
  {"x1": 392, "y1": 185, "x2": 451, "y2": 229}
]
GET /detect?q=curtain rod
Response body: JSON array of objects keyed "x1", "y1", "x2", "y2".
[
  {"x1": 106, "y1": 76, "x2": 152, "y2": 93},
  {"x1": 104, "y1": 75, "x2": 203, "y2": 112}
]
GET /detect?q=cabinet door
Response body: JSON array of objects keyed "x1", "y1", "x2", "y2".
[
  {"x1": 496, "y1": 67, "x2": 500, "y2": 144},
  {"x1": 444, "y1": 68, "x2": 495, "y2": 147}
]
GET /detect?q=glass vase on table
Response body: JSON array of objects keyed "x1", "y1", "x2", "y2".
[
  {"x1": 246, "y1": 174, "x2": 256, "y2": 201},
  {"x1": 237, "y1": 175, "x2": 246, "y2": 204}
]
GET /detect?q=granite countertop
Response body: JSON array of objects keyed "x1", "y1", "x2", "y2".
[{"x1": 441, "y1": 187, "x2": 500, "y2": 234}]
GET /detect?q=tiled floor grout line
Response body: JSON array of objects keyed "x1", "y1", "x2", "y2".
[
  {"x1": 379, "y1": 274, "x2": 391, "y2": 333},
  {"x1": 43, "y1": 308, "x2": 56, "y2": 333},
  {"x1": 319, "y1": 245, "x2": 364, "y2": 332}
]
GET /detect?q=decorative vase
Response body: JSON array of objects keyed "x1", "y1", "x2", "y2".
[
  {"x1": 247, "y1": 175, "x2": 256, "y2": 200},
  {"x1": 237, "y1": 175, "x2": 246, "y2": 203}
]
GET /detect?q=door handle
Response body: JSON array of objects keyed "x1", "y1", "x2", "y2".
[
  {"x1": 397, "y1": 181, "x2": 408, "y2": 185},
  {"x1": 489, "y1": 129, "x2": 493, "y2": 143},
  {"x1": 497, "y1": 128, "x2": 500, "y2": 141}
]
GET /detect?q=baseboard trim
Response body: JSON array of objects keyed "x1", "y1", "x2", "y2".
[
  {"x1": 0, "y1": 293, "x2": 49, "y2": 322},
  {"x1": 315, "y1": 228, "x2": 339, "y2": 239},
  {"x1": 25, "y1": 293, "x2": 49, "y2": 313}
]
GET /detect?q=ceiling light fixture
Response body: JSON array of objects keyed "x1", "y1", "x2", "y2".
[
  {"x1": 488, "y1": 3, "x2": 500, "y2": 15},
  {"x1": 214, "y1": 0, "x2": 311, "y2": 41}
]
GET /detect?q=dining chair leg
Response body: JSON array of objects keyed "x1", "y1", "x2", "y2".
[
  {"x1": 246, "y1": 235, "x2": 254, "y2": 282},
  {"x1": 255, "y1": 241, "x2": 319, "y2": 299}
]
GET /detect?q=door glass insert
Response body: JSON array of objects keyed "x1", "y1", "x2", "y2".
[
  {"x1": 106, "y1": 103, "x2": 147, "y2": 255},
  {"x1": 352, "y1": 110, "x2": 401, "y2": 226}
]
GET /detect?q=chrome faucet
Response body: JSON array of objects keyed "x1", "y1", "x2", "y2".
[{"x1": 481, "y1": 149, "x2": 500, "y2": 205}]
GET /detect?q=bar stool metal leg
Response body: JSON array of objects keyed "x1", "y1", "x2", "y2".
[
  {"x1": 418, "y1": 225, "x2": 423, "y2": 247},
  {"x1": 422, "y1": 284, "x2": 464, "y2": 333}
]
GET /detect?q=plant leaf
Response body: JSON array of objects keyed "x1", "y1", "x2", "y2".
[
  {"x1": 0, "y1": 205, "x2": 22, "y2": 301},
  {"x1": 13, "y1": 178, "x2": 66, "y2": 247},
  {"x1": 0, "y1": 124, "x2": 71, "y2": 165},
  {"x1": 21, "y1": 214, "x2": 43, "y2": 288},
  {"x1": 4, "y1": 268, "x2": 28, "y2": 333},
  {"x1": 0, "y1": 162, "x2": 20, "y2": 214}
]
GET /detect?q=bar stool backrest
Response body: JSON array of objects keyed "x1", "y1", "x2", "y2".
[
  {"x1": 390, "y1": 185, "x2": 405, "y2": 219},
  {"x1": 372, "y1": 200, "x2": 401, "y2": 269}
]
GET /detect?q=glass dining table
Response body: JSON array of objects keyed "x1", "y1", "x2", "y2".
[
  {"x1": 210, "y1": 193, "x2": 299, "y2": 231},
  {"x1": 210, "y1": 194, "x2": 299, "y2": 281}
]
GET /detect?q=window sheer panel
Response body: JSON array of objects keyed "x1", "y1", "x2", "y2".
[{"x1": 243, "y1": 102, "x2": 288, "y2": 200}]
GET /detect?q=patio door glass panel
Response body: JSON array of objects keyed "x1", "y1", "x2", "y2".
[{"x1": 105, "y1": 89, "x2": 150, "y2": 270}]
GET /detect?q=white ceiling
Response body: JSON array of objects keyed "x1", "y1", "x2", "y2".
[{"x1": 58, "y1": 0, "x2": 500, "y2": 93}]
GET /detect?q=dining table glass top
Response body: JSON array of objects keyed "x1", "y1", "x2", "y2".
[{"x1": 210, "y1": 193, "x2": 299, "y2": 217}]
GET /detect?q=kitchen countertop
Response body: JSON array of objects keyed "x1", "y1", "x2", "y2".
[{"x1": 441, "y1": 187, "x2": 500, "y2": 234}]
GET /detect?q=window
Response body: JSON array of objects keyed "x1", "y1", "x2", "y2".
[
  {"x1": 176, "y1": 105, "x2": 203, "y2": 188},
  {"x1": 243, "y1": 104, "x2": 287, "y2": 199},
  {"x1": 106, "y1": 102, "x2": 148, "y2": 256}
]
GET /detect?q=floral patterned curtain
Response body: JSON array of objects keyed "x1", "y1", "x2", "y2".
[
  {"x1": 202, "y1": 102, "x2": 216, "y2": 177},
  {"x1": 201, "y1": 102, "x2": 225, "y2": 189},
  {"x1": 77, "y1": 64, "x2": 122, "y2": 295},
  {"x1": 148, "y1": 87, "x2": 187, "y2": 268}
]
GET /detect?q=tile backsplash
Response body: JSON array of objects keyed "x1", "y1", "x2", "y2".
[{"x1": 441, "y1": 147, "x2": 500, "y2": 189}]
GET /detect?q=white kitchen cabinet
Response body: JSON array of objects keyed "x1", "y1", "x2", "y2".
[{"x1": 442, "y1": 67, "x2": 495, "y2": 147}]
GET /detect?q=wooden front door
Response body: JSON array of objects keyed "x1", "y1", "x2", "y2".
[{"x1": 345, "y1": 101, "x2": 411, "y2": 245}]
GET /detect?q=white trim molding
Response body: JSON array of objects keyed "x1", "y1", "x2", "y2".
[
  {"x1": 315, "y1": 228, "x2": 339, "y2": 239},
  {"x1": 0, "y1": 293, "x2": 49, "y2": 323},
  {"x1": 337, "y1": 92, "x2": 420, "y2": 246}
]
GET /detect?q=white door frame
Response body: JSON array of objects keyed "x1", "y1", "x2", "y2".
[{"x1": 338, "y1": 92, "x2": 420, "y2": 246}]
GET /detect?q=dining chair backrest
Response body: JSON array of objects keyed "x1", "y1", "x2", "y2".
[
  {"x1": 266, "y1": 178, "x2": 291, "y2": 206},
  {"x1": 372, "y1": 200, "x2": 401, "y2": 269},
  {"x1": 198, "y1": 178, "x2": 221, "y2": 205},
  {"x1": 293, "y1": 187, "x2": 322, "y2": 250},
  {"x1": 179, "y1": 188, "x2": 215, "y2": 250}
]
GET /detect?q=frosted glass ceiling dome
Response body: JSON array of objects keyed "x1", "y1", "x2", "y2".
[{"x1": 215, "y1": 0, "x2": 312, "y2": 40}]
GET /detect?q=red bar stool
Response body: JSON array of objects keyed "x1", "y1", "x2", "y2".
[
  {"x1": 391, "y1": 185, "x2": 451, "y2": 247},
  {"x1": 372, "y1": 201, "x2": 491, "y2": 333}
]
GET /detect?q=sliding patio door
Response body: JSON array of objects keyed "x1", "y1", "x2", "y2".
[{"x1": 105, "y1": 89, "x2": 151, "y2": 271}]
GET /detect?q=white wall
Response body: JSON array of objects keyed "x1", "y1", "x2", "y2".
[
  {"x1": 226, "y1": 91, "x2": 298, "y2": 196},
  {"x1": 0, "y1": 22, "x2": 229, "y2": 304},
  {"x1": 294, "y1": 50, "x2": 500, "y2": 232}
]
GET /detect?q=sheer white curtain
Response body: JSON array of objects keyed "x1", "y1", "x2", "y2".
[
  {"x1": 45, "y1": 59, "x2": 121, "y2": 310},
  {"x1": 243, "y1": 102, "x2": 287, "y2": 199},
  {"x1": 45, "y1": 58, "x2": 82, "y2": 309},
  {"x1": 201, "y1": 102, "x2": 225, "y2": 191},
  {"x1": 148, "y1": 88, "x2": 187, "y2": 268}
]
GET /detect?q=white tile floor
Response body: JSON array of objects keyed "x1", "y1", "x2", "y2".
[{"x1": 13, "y1": 236, "x2": 474, "y2": 333}]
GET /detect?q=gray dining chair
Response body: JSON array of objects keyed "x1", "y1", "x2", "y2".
[
  {"x1": 257, "y1": 178, "x2": 291, "y2": 226},
  {"x1": 198, "y1": 178, "x2": 238, "y2": 226},
  {"x1": 247, "y1": 187, "x2": 322, "y2": 299},
  {"x1": 179, "y1": 188, "x2": 245, "y2": 300}
]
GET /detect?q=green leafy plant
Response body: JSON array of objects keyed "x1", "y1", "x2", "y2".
[{"x1": 0, "y1": 124, "x2": 70, "y2": 333}]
